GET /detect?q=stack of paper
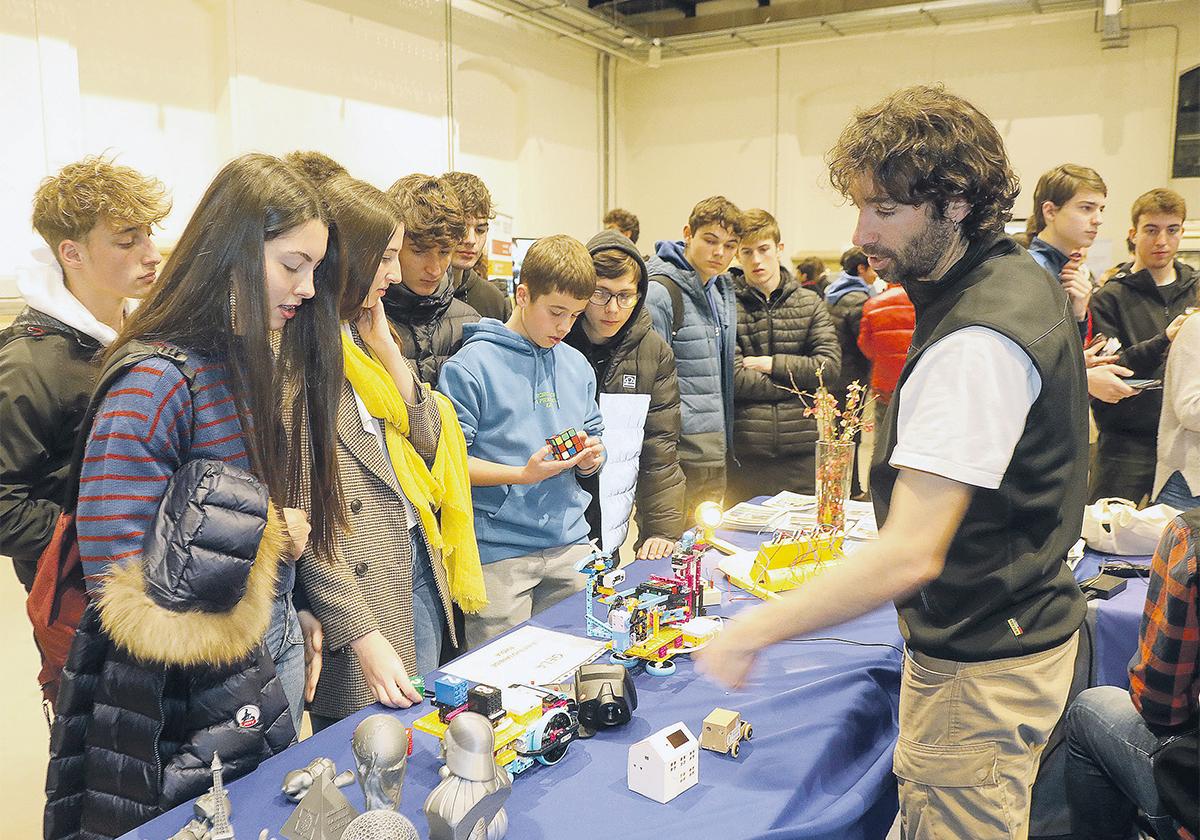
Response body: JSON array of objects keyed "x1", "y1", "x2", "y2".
[
  {"x1": 730, "y1": 492, "x2": 879, "y2": 540},
  {"x1": 721, "y1": 502, "x2": 820, "y2": 533}
]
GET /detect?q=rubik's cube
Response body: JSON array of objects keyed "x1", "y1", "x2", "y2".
[{"x1": 546, "y1": 428, "x2": 586, "y2": 461}]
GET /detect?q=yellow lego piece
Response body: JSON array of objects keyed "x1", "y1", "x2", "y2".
[
  {"x1": 746, "y1": 534, "x2": 842, "y2": 595},
  {"x1": 726, "y1": 532, "x2": 844, "y2": 600},
  {"x1": 413, "y1": 709, "x2": 526, "y2": 756},
  {"x1": 622, "y1": 627, "x2": 683, "y2": 662},
  {"x1": 507, "y1": 693, "x2": 544, "y2": 727}
]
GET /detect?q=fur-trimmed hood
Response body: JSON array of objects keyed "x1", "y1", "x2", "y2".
[{"x1": 96, "y1": 459, "x2": 286, "y2": 666}]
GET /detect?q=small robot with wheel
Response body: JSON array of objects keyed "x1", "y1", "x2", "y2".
[{"x1": 699, "y1": 708, "x2": 753, "y2": 758}]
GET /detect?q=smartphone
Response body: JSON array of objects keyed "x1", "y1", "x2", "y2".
[{"x1": 1123, "y1": 378, "x2": 1162, "y2": 391}]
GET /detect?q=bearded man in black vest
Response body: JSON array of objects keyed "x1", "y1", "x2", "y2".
[{"x1": 698, "y1": 85, "x2": 1088, "y2": 840}]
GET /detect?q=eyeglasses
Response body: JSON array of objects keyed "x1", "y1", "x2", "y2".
[{"x1": 591, "y1": 289, "x2": 639, "y2": 309}]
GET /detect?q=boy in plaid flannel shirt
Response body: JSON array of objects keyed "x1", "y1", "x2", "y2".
[{"x1": 1065, "y1": 509, "x2": 1199, "y2": 839}]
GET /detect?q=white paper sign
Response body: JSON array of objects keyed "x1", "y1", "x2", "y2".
[{"x1": 442, "y1": 626, "x2": 605, "y2": 705}]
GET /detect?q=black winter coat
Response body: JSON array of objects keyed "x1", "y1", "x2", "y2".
[
  {"x1": 1090, "y1": 261, "x2": 1198, "y2": 437},
  {"x1": 454, "y1": 268, "x2": 511, "y2": 322},
  {"x1": 45, "y1": 459, "x2": 295, "y2": 840},
  {"x1": 732, "y1": 270, "x2": 841, "y2": 460},
  {"x1": 383, "y1": 279, "x2": 481, "y2": 386},
  {"x1": 825, "y1": 283, "x2": 872, "y2": 401},
  {"x1": 0, "y1": 308, "x2": 101, "y2": 589},
  {"x1": 568, "y1": 230, "x2": 687, "y2": 549}
]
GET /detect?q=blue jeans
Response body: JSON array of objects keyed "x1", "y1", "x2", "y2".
[
  {"x1": 411, "y1": 533, "x2": 445, "y2": 679},
  {"x1": 1065, "y1": 685, "x2": 1185, "y2": 839},
  {"x1": 1155, "y1": 470, "x2": 1200, "y2": 511},
  {"x1": 264, "y1": 592, "x2": 305, "y2": 735}
]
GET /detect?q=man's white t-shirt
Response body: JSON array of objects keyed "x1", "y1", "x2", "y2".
[{"x1": 890, "y1": 326, "x2": 1042, "y2": 490}]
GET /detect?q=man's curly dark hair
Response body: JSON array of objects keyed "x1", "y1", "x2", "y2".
[{"x1": 828, "y1": 85, "x2": 1020, "y2": 242}]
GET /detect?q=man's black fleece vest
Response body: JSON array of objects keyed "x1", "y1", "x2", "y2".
[{"x1": 871, "y1": 235, "x2": 1088, "y2": 661}]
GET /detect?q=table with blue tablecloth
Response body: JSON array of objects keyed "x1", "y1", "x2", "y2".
[
  {"x1": 1074, "y1": 549, "x2": 1151, "y2": 688},
  {"x1": 127, "y1": 525, "x2": 904, "y2": 840}
]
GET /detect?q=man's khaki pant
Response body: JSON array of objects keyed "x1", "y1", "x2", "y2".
[{"x1": 894, "y1": 631, "x2": 1079, "y2": 840}]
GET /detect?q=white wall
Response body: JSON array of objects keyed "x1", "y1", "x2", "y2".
[
  {"x1": 616, "y1": 1, "x2": 1200, "y2": 271},
  {"x1": 4, "y1": 0, "x2": 1197, "y2": 293},
  {"x1": 0, "y1": 0, "x2": 602, "y2": 293}
]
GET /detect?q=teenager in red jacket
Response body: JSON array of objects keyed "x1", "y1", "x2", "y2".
[{"x1": 857, "y1": 282, "x2": 914, "y2": 458}]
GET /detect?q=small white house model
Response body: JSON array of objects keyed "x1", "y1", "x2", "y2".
[{"x1": 627, "y1": 721, "x2": 699, "y2": 803}]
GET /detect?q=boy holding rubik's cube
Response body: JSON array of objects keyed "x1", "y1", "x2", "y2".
[{"x1": 438, "y1": 235, "x2": 606, "y2": 650}]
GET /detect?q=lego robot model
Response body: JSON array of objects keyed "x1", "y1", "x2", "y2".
[
  {"x1": 424, "y1": 712, "x2": 513, "y2": 840},
  {"x1": 725, "y1": 526, "x2": 843, "y2": 601},
  {"x1": 576, "y1": 538, "x2": 717, "y2": 677},
  {"x1": 414, "y1": 676, "x2": 579, "y2": 779}
]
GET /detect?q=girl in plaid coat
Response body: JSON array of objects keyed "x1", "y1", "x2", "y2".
[{"x1": 294, "y1": 172, "x2": 485, "y2": 728}]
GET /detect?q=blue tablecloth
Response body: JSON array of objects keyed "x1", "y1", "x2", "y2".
[
  {"x1": 126, "y1": 528, "x2": 903, "y2": 840},
  {"x1": 1074, "y1": 549, "x2": 1151, "y2": 689}
]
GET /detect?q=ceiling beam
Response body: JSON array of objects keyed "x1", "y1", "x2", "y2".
[{"x1": 641, "y1": 0, "x2": 1025, "y2": 39}]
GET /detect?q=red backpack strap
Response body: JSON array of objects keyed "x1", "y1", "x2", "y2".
[
  {"x1": 26, "y1": 513, "x2": 85, "y2": 706},
  {"x1": 28, "y1": 340, "x2": 197, "y2": 706}
]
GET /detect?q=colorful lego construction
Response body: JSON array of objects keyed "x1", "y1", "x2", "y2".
[
  {"x1": 576, "y1": 533, "x2": 720, "y2": 676},
  {"x1": 724, "y1": 527, "x2": 844, "y2": 600},
  {"x1": 413, "y1": 677, "x2": 578, "y2": 778}
]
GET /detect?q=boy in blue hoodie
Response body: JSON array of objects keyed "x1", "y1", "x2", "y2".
[
  {"x1": 438, "y1": 234, "x2": 605, "y2": 648},
  {"x1": 645, "y1": 196, "x2": 742, "y2": 519}
]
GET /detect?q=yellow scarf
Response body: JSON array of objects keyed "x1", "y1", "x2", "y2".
[{"x1": 339, "y1": 331, "x2": 487, "y2": 612}]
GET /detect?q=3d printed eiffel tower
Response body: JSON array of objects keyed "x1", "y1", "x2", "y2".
[{"x1": 209, "y1": 754, "x2": 235, "y2": 840}]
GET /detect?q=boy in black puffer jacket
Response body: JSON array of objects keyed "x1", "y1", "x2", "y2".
[
  {"x1": 729, "y1": 210, "x2": 841, "y2": 504},
  {"x1": 383, "y1": 174, "x2": 480, "y2": 386}
]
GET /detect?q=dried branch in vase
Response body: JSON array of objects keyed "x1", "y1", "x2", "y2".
[{"x1": 775, "y1": 366, "x2": 875, "y2": 443}]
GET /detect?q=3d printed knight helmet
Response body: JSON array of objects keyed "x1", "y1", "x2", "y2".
[
  {"x1": 352, "y1": 715, "x2": 411, "y2": 811},
  {"x1": 425, "y1": 712, "x2": 512, "y2": 840},
  {"x1": 441, "y1": 711, "x2": 500, "y2": 783}
]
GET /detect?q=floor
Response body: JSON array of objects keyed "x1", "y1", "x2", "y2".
[{"x1": 1, "y1": 561, "x2": 51, "y2": 839}]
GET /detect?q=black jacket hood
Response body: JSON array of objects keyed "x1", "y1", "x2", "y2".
[
  {"x1": 567, "y1": 230, "x2": 651, "y2": 357},
  {"x1": 1107, "y1": 260, "x2": 1197, "y2": 304}
]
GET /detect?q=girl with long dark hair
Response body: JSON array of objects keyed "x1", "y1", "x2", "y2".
[
  {"x1": 47, "y1": 153, "x2": 346, "y2": 839},
  {"x1": 78, "y1": 153, "x2": 346, "y2": 727},
  {"x1": 294, "y1": 173, "x2": 485, "y2": 730}
]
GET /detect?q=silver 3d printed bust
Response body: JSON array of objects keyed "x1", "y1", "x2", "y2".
[
  {"x1": 352, "y1": 715, "x2": 411, "y2": 811},
  {"x1": 423, "y1": 712, "x2": 512, "y2": 840}
]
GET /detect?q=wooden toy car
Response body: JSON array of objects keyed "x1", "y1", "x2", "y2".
[{"x1": 699, "y1": 708, "x2": 753, "y2": 758}]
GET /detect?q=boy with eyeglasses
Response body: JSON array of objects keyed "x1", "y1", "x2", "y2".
[{"x1": 566, "y1": 230, "x2": 686, "y2": 561}]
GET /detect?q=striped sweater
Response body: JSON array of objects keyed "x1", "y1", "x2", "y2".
[{"x1": 77, "y1": 351, "x2": 252, "y2": 592}]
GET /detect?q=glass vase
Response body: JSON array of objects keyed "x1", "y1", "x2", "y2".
[{"x1": 815, "y1": 440, "x2": 856, "y2": 532}]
